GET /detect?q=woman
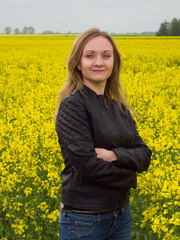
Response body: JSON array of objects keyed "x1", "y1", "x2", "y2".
[{"x1": 55, "y1": 28, "x2": 152, "y2": 240}]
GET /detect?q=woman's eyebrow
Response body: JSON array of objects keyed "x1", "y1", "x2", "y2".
[
  {"x1": 84, "y1": 50, "x2": 95, "y2": 53},
  {"x1": 84, "y1": 50, "x2": 113, "y2": 53},
  {"x1": 104, "y1": 50, "x2": 113, "y2": 53}
]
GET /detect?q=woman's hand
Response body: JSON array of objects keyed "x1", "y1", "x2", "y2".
[{"x1": 95, "y1": 148, "x2": 118, "y2": 163}]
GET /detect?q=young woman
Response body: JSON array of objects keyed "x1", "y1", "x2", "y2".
[{"x1": 55, "y1": 28, "x2": 152, "y2": 240}]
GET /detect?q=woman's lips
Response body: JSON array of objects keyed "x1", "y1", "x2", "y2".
[{"x1": 92, "y1": 70, "x2": 105, "y2": 72}]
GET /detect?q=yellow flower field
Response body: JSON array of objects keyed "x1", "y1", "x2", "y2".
[{"x1": 0, "y1": 35, "x2": 179, "y2": 240}]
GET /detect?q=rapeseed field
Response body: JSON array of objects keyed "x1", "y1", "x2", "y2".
[{"x1": 0, "y1": 35, "x2": 179, "y2": 240}]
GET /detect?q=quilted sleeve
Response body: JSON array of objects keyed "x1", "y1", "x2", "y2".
[
  {"x1": 55, "y1": 95, "x2": 137, "y2": 189},
  {"x1": 113, "y1": 112, "x2": 152, "y2": 173}
]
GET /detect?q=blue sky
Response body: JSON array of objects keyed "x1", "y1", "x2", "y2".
[{"x1": 0, "y1": 0, "x2": 179, "y2": 33}]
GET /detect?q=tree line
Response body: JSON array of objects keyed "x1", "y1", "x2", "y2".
[
  {"x1": 3, "y1": 19, "x2": 180, "y2": 36},
  {"x1": 2, "y1": 26, "x2": 71, "y2": 35},
  {"x1": 156, "y1": 18, "x2": 180, "y2": 36},
  {"x1": 3, "y1": 26, "x2": 35, "y2": 34}
]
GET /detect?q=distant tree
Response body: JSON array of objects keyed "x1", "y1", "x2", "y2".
[
  {"x1": 42, "y1": 31, "x2": 55, "y2": 34},
  {"x1": 4, "y1": 26, "x2": 12, "y2": 34},
  {"x1": 156, "y1": 18, "x2": 180, "y2": 36},
  {"x1": 21, "y1": 26, "x2": 35, "y2": 34},
  {"x1": 178, "y1": 19, "x2": 180, "y2": 35},
  {"x1": 169, "y1": 18, "x2": 180, "y2": 36},
  {"x1": 156, "y1": 20, "x2": 170, "y2": 36},
  {"x1": 141, "y1": 32, "x2": 155, "y2": 35},
  {"x1": 28, "y1": 26, "x2": 35, "y2": 34},
  {"x1": 22, "y1": 26, "x2": 29, "y2": 34},
  {"x1": 14, "y1": 28, "x2": 20, "y2": 34}
]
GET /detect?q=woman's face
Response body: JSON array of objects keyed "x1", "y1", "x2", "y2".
[{"x1": 77, "y1": 36, "x2": 114, "y2": 86}]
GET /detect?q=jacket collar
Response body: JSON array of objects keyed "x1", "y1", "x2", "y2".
[
  {"x1": 82, "y1": 85, "x2": 105, "y2": 99},
  {"x1": 82, "y1": 85, "x2": 111, "y2": 108}
]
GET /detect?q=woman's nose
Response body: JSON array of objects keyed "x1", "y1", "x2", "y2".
[{"x1": 94, "y1": 56, "x2": 104, "y2": 66}]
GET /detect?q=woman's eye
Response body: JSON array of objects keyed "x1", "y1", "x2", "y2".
[
  {"x1": 104, "y1": 55, "x2": 110, "y2": 58},
  {"x1": 86, "y1": 54, "x2": 93, "y2": 58}
]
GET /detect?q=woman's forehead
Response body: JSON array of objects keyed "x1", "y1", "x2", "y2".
[{"x1": 83, "y1": 36, "x2": 113, "y2": 52}]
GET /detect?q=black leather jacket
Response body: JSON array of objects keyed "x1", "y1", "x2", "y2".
[{"x1": 55, "y1": 85, "x2": 152, "y2": 210}]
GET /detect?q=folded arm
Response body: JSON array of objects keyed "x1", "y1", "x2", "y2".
[
  {"x1": 113, "y1": 114, "x2": 152, "y2": 173},
  {"x1": 56, "y1": 96, "x2": 137, "y2": 189}
]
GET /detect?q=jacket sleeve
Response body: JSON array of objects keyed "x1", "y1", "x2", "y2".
[
  {"x1": 56, "y1": 95, "x2": 137, "y2": 189},
  {"x1": 113, "y1": 112, "x2": 152, "y2": 173}
]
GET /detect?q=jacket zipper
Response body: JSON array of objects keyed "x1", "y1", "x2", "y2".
[
  {"x1": 103, "y1": 97, "x2": 121, "y2": 209},
  {"x1": 102, "y1": 97, "x2": 121, "y2": 136},
  {"x1": 103, "y1": 96, "x2": 108, "y2": 109}
]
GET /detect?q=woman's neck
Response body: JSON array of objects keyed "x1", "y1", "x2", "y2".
[{"x1": 83, "y1": 81, "x2": 106, "y2": 95}]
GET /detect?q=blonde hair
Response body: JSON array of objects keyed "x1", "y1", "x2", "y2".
[{"x1": 54, "y1": 28, "x2": 130, "y2": 122}]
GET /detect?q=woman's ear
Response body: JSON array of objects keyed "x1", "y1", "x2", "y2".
[{"x1": 77, "y1": 64, "x2": 81, "y2": 71}]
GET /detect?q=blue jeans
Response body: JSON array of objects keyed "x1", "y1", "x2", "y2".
[{"x1": 59, "y1": 202, "x2": 132, "y2": 240}]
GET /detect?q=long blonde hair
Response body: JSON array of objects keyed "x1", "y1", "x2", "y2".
[{"x1": 54, "y1": 28, "x2": 130, "y2": 122}]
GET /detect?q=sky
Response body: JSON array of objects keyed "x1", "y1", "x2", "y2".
[{"x1": 0, "y1": 0, "x2": 179, "y2": 34}]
